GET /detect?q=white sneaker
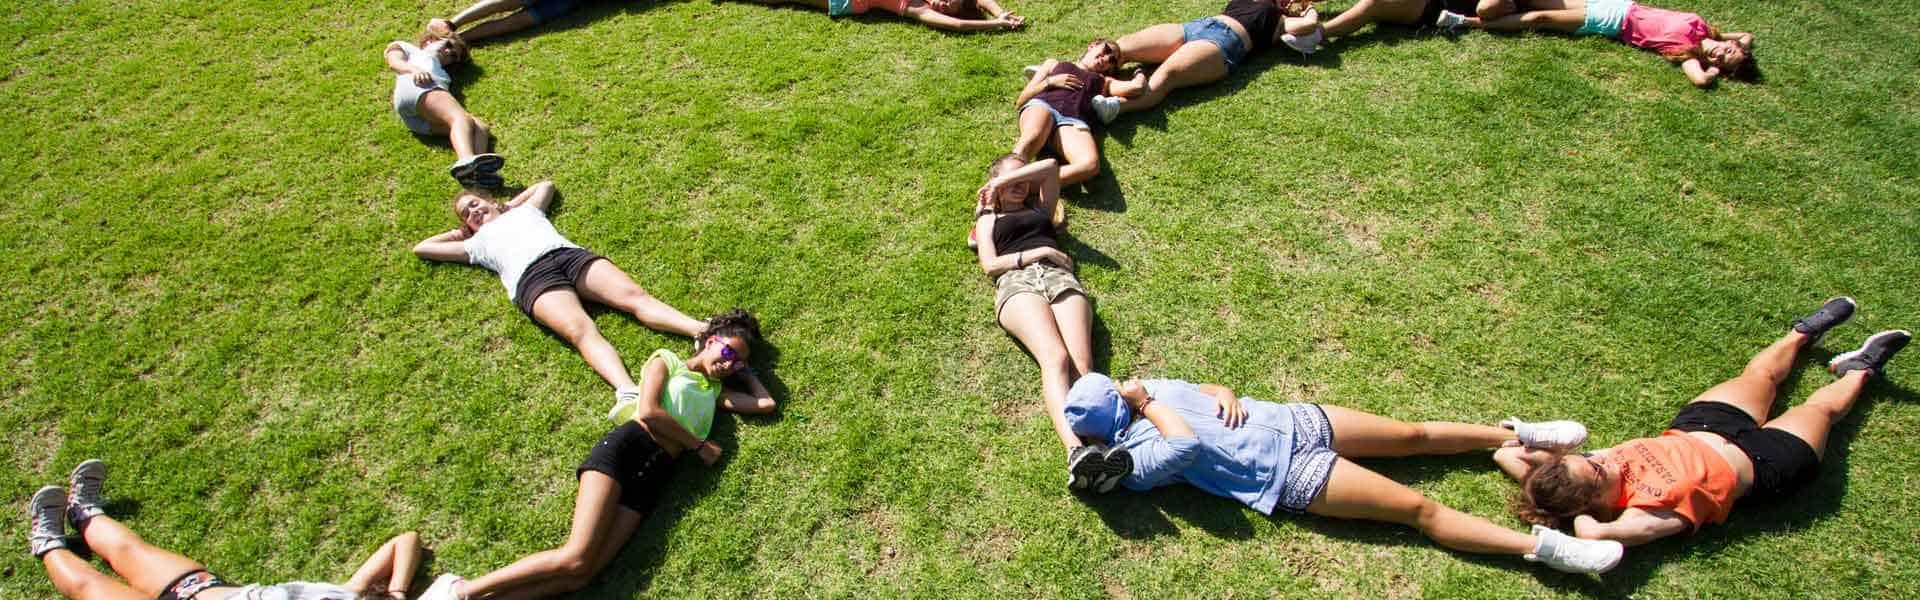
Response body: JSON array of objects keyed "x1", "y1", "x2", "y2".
[
  {"x1": 1436, "y1": 10, "x2": 1469, "y2": 31},
  {"x1": 606, "y1": 387, "x2": 642, "y2": 423},
  {"x1": 1090, "y1": 95, "x2": 1121, "y2": 124},
  {"x1": 1280, "y1": 29, "x2": 1323, "y2": 55},
  {"x1": 28, "y1": 486, "x2": 68, "y2": 558},
  {"x1": 1501, "y1": 417, "x2": 1588, "y2": 450},
  {"x1": 419, "y1": 574, "x2": 466, "y2": 600},
  {"x1": 1021, "y1": 64, "x2": 1041, "y2": 80},
  {"x1": 67, "y1": 459, "x2": 107, "y2": 528},
  {"x1": 1526, "y1": 525, "x2": 1622, "y2": 574}
]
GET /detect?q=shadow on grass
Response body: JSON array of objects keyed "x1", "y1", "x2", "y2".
[{"x1": 458, "y1": 0, "x2": 689, "y2": 50}]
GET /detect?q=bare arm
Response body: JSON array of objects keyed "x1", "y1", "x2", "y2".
[
  {"x1": 993, "y1": 158, "x2": 1062, "y2": 225},
  {"x1": 504, "y1": 180, "x2": 556, "y2": 211},
  {"x1": 1013, "y1": 59, "x2": 1061, "y2": 109},
  {"x1": 1104, "y1": 73, "x2": 1147, "y2": 99},
  {"x1": 384, "y1": 43, "x2": 416, "y2": 75},
  {"x1": 412, "y1": 229, "x2": 470, "y2": 263},
  {"x1": 909, "y1": 6, "x2": 1017, "y2": 31},
  {"x1": 342, "y1": 531, "x2": 420, "y2": 599},
  {"x1": 1492, "y1": 445, "x2": 1557, "y2": 481},
  {"x1": 1723, "y1": 31, "x2": 1754, "y2": 49},
  {"x1": 1126, "y1": 386, "x2": 1196, "y2": 439},
  {"x1": 720, "y1": 369, "x2": 777, "y2": 414},
  {"x1": 1573, "y1": 509, "x2": 1689, "y2": 546},
  {"x1": 973, "y1": 213, "x2": 1026, "y2": 278},
  {"x1": 975, "y1": 0, "x2": 1011, "y2": 18},
  {"x1": 1681, "y1": 58, "x2": 1720, "y2": 88}
]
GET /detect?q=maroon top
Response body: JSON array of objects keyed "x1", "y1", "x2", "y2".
[{"x1": 1032, "y1": 62, "x2": 1108, "y2": 125}]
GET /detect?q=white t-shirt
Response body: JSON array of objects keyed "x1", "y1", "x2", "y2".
[
  {"x1": 232, "y1": 582, "x2": 357, "y2": 600},
  {"x1": 391, "y1": 41, "x2": 452, "y2": 90},
  {"x1": 463, "y1": 206, "x2": 581, "y2": 300}
]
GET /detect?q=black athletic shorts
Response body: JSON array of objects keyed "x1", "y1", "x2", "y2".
[
  {"x1": 514, "y1": 247, "x2": 607, "y2": 316},
  {"x1": 577, "y1": 421, "x2": 677, "y2": 514},
  {"x1": 1667, "y1": 402, "x2": 1822, "y2": 503},
  {"x1": 156, "y1": 569, "x2": 227, "y2": 600},
  {"x1": 1420, "y1": 0, "x2": 1483, "y2": 26}
]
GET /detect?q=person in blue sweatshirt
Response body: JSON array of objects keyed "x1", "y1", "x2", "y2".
[{"x1": 1064, "y1": 372, "x2": 1622, "y2": 574}]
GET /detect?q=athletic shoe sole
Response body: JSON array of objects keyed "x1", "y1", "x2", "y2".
[
  {"x1": 1830, "y1": 330, "x2": 1912, "y2": 376},
  {"x1": 1090, "y1": 446, "x2": 1133, "y2": 493}
]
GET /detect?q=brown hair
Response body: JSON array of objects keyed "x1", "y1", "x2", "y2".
[
  {"x1": 450, "y1": 189, "x2": 497, "y2": 237},
  {"x1": 1512, "y1": 454, "x2": 1609, "y2": 530},
  {"x1": 986, "y1": 153, "x2": 1024, "y2": 180},
  {"x1": 417, "y1": 25, "x2": 471, "y2": 65}
]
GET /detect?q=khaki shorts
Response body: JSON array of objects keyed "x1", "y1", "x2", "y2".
[{"x1": 994, "y1": 262, "x2": 1088, "y2": 315}]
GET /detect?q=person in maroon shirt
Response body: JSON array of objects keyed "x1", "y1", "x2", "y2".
[{"x1": 1011, "y1": 40, "x2": 1147, "y2": 189}]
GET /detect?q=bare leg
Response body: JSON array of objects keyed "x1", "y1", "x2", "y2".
[
  {"x1": 40, "y1": 550, "x2": 145, "y2": 600},
  {"x1": 450, "y1": 0, "x2": 527, "y2": 28},
  {"x1": 418, "y1": 90, "x2": 481, "y2": 160},
  {"x1": 462, "y1": 472, "x2": 645, "y2": 599},
  {"x1": 1047, "y1": 292, "x2": 1095, "y2": 378},
  {"x1": 1321, "y1": 405, "x2": 1515, "y2": 457},
  {"x1": 1464, "y1": 9, "x2": 1585, "y2": 32},
  {"x1": 1688, "y1": 331, "x2": 1807, "y2": 424},
  {"x1": 998, "y1": 293, "x2": 1084, "y2": 449},
  {"x1": 530, "y1": 289, "x2": 638, "y2": 390},
  {"x1": 1307, "y1": 459, "x2": 1537, "y2": 555},
  {"x1": 1010, "y1": 104, "x2": 1055, "y2": 161},
  {"x1": 471, "y1": 117, "x2": 493, "y2": 154},
  {"x1": 1117, "y1": 42, "x2": 1229, "y2": 114},
  {"x1": 1761, "y1": 370, "x2": 1869, "y2": 459},
  {"x1": 575, "y1": 260, "x2": 706, "y2": 338},
  {"x1": 72, "y1": 516, "x2": 208, "y2": 597},
  {"x1": 1116, "y1": 23, "x2": 1185, "y2": 65},
  {"x1": 460, "y1": 11, "x2": 541, "y2": 43},
  {"x1": 1051, "y1": 127, "x2": 1102, "y2": 187},
  {"x1": 1475, "y1": 0, "x2": 1517, "y2": 20}
]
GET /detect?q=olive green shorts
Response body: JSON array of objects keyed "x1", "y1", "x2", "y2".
[{"x1": 994, "y1": 262, "x2": 1088, "y2": 315}]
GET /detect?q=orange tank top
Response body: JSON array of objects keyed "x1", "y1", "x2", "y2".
[{"x1": 1611, "y1": 432, "x2": 1738, "y2": 530}]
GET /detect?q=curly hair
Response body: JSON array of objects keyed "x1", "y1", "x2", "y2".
[
  {"x1": 701, "y1": 308, "x2": 763, "y2": 345},
  {"x1": 1512, "y1": 454, "x2": 1609, "y2": 530}
]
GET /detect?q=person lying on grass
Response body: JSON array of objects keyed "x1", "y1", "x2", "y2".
[
  {"x1": 418, "y1": 313, "x2": 776, "y2": 600},
  {"x1": 1092, "y1": 0, "x2": 1324, "y2": 123},
  {"x1": 1499, "y1": 298, "x2": 1907, "y2": 545},
  {"x1": 428, "y1": 0, "x2": 598, "y2": 45},
  {"x1": 973, "y1": 156, "x2": 1134, "y2": 492},
  {"x1": 413, "y1": 181, "x2": 775, "y2": 415},
  {"x1": 1436, "y1": 0, "x2": 1756, "y2": 88},
  {"x1": 1315, "y1": 0, "x2": 1484, "y2": 39},
  {"x1": 27, "y1": 460, "x2": 420, "y2": 600},
  {"x1": 742, "y1": 0, "x2": 1025, "y2": 32},
  {"x1": 1009, "y1": 39, "x2": 1146, "y2": 187},
  {"x1": 1062, "y1": 373, "x2": 1625, "y2": 574},
  {"x1": 385, "y1": 22, "x2": 505, "y2": 189}
]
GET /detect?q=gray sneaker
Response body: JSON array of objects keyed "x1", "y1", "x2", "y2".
[
  {"x1": 1090, "y1": 95, "x2": 1121, "y2": 124},
  {"x1": 1090, "y1": 445, "x2": 1134, "y2": 493},
  {"x1": 1792, "y1": 297, "x2": 1857, "y2": 347},
  {"x1": 1435, "y1": 10, "x2": 1469, "y2": 31},
  {"x1": 68, "y1": 459, "x2": 107, "y2": 528},
  {"x1": 1830, "y1": 330, "x2": 1911, "y2": 378},
  {"x1": 28, "y1": 486, "x2": 68, "y2": 558}
]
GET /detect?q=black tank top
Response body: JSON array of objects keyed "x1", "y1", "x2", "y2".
[
  {"x1": 1221, "y1": 0, "x2": 1279, "y2": 53},
  {"x1": 1034, "y1": 62, "x2": 1109, "y2": 124},
  {"x1": 990, "y1": 208, "x2": 1057, "y2": 257}
]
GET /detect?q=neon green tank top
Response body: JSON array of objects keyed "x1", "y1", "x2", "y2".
[{"x1": 651, "y1": 349, "x2": 718, "y2": 440}]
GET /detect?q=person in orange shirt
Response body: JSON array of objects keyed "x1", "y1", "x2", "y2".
[{"x1": 1494, "y1": 297, "x2": 1909, "y2": 545}]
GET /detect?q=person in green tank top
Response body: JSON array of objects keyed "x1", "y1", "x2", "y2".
[{"x1": 420, "y1": 310, "x2": 775, "y2": 600}]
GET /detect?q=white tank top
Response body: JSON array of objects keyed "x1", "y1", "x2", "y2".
[{"x1": 463, "y1": 207, "x2": 580, "y2": 300}]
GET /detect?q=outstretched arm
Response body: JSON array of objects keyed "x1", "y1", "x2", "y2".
[
  {"x1": 342, "y1": 531, "x2": 420, "y2": 599},
  {"x1": 909, "y1": 6, "x2": 1019, "y2": 31},
  {"x1": 1573, "y1": 509, "x2": 1688, "y2": 546},
  {"x1": 721, "y1": 369, "x2": 777, "y2": 414},
  {"x1": 504, "y1": 180, "x2": 556, "y2": 211},
  {"x1": 412, "y1": 229, "x2": 470, "y2": 263},
  {"x1": 1492, "y1": 445, "x2": 1557, "y2": 481},
  {"x1": 1104, "y1": 72, "x2": 1148, "y2": 99}
]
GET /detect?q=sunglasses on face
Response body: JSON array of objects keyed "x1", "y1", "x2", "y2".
[{"x1": 717, "y1": 342, "x2": 743, "y2": 365}]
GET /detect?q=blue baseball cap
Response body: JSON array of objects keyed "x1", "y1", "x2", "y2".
[{"x1": 1064, "y1": 373, "x2": 1131, "y2": 445}]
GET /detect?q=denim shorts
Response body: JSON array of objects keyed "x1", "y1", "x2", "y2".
[
  {"x1": 1579, "y1": 0, "x2": 1632, "y2": 37},
  {"x1": 1021, "y1": 99, "x2": 1090, "y2": 131},
  {"x1": 1182, "y1": 16, "x2": 1249, "y2": 68}
]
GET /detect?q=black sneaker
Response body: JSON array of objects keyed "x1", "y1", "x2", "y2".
[
  {"x1": 1090, "y1": 445, "x2": 1134, "y2": 493},
  {"x1": 1792, "y1": 297, "x2": 1857, "y2": 347},
  {"x1": 1066, "y1": 445, "x2": 1102, "y2": 490},
  {"x1": 1830, "y1": 330, "x2": 1911, "y2": 377}
]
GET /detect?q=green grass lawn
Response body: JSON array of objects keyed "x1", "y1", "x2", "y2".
[{"x1": 4, "y1": 0, "x2": 1919, "y2": 597}]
